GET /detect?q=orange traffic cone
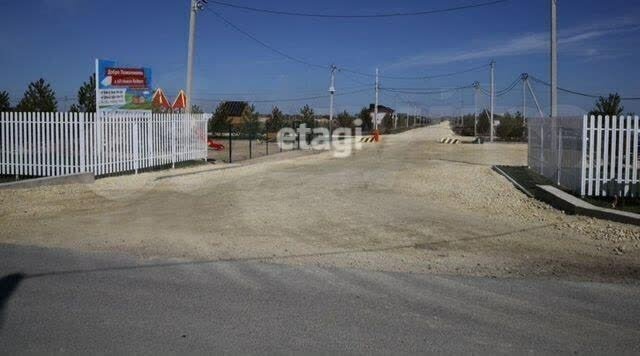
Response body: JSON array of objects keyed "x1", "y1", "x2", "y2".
[{"x1": 373, "y1": 129, "x2": 380, "y2": 142}]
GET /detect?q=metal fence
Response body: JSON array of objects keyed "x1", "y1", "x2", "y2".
[
  {"x1": 528, "y1": 115, "x2": 640, "y2": 197},
  {"x1": 207, "y1": 122, "x2": 299, "y2": 164},
  {"x1": 0, "y1": 111, "x2": 209, "y2": 178}
]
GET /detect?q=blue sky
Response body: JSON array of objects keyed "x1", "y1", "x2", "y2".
[{"x1": 1, "y1": 0, "x2": 639, "y2": 116}]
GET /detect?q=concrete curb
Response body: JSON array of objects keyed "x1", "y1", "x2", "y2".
[
  {"x1": 0, "y1": 173, "x2": 95, "y2": 190},
  {"x1": 492, "y1": 165, "x2": 640, "y2": 226},
  {"x1": 536, "y1": 185, "x2": 640, "y2": 227}
]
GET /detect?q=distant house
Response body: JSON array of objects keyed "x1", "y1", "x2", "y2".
[
  {"x1": 315, "y1": 116, "x2": 331, "y2": 126},
  {"x1": 219, "y1": 101, "x2": 249, "y2": 128},
  {"x1": 369, "y1": 104, "x2": 397, "y2": 126}
]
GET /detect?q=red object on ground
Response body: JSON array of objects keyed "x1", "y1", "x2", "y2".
[
  {"x1": 207, "y1": 139, "x2": 225, "y2": 151},
  {"x1": 373, "y1": 129, "x2": 380, "y2": 142}
]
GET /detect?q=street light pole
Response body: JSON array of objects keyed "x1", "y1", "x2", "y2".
[
  {"x1": 374, "y1": 68, "x2": 379, "y2": 131},
  {"x1": 186, "y1": 0, "x2": 206, "y2": 113},
  {"x1": 522, "y1": 74, "x2": 527, "y2": 126},
  {"x1": 329, "y1": 64, "x2": 337, "y2": 141},
  {"x1": 473, "y1": 81, "x2": 479, "y2": 137},
  {"x1": 550, "y1": 0, "x2": 558, "y2": 118},
  {"x1": 490, "y1": 60, "x2": 495, "y2": 142}
]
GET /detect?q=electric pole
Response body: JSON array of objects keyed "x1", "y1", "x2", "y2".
[
  {"x1": 490, "y1": 60, "x2": 495, "y2": 142},
  {"x1": 522, "y1": 73, "x2": 527, "y2": 126},
  {"x1": 374, "y1": 68, "x2": 379, "y2": 131},
  {"x1": 186, "y1": 0, "x2": 206, "y2": 113},
  {"x1": 406, "y1": 103, "x2": 409, "y2": 128},
  {"x1": 329, "y1": 64, "x2": 337, "y2": 141},
  {"x1": 473, "y1": 81, "x2": 479, "y2": 137},
  {"x1": 459, "y1": 89, "x2": 464, "y2": 127},
  {"x1": 550, "y1": 0, "x2": 558, "y2": 118}
]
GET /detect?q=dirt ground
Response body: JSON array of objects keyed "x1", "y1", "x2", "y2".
[{"x1": 1, "y1": 122, "x2": 639, "y2": 283}]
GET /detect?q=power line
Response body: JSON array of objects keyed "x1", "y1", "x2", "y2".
[
  {"x1": 495, "y1": 77, "x2": 521, "y2": 97},
  {"x1": 204, "y1": 7, "x2": 328, "y2": 70},
  {"x1": 529, "y1": 75, "x2": 640, "y2": 101},
  {"x1": 341, "y1": 63, "x2": 489, "y2": 80},
  {"x1": 192, "y1": 87, "x2": 370, "y2": 104},
  {"x1": 477, "y1": 76, "x2": 521, "y2": 97},
  {"x1": 381, "y1": 85, "x2": 473, "y2": 95},
  {"x1": 204, "y1": 5, "x2": 492, "y2": 81},
  {"x1": 192, "y1": 84, "x2": 370, "y2": 97},
  {"x1": 207, "y1": 0, "x2": 508, "y2": 18}
]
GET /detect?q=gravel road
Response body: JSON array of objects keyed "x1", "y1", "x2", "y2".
[{"x1": 1, "y1": 122, "x2": 639, "y2": 282}]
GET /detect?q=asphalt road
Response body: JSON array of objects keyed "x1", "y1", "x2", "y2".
[{"x1": 1, "y1": 244, "x2": 639, "y2": 353}]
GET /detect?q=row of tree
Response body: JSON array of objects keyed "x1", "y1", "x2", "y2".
[
  {"x1": 208, "y1": 102, "x2": 383, "y2": 135},
  {"x1": 0, "y1": 77, "x2": 95, "y2": 113},
  {"x1": 5, "y1": 79, "x2": 631, "y2": 124},
  {"x1": 454, "y1": 110, "x2": 525, "y2": 141},
  {"x1": 453, "y1": 93, "x2": 635, "y2": 141}
]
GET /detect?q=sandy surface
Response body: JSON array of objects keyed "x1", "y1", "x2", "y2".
[{"x1": 1, "y1": 122, "x2": 639, "y2": 282}]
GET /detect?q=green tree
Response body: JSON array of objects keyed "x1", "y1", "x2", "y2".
[
  {"x1": 16, "y1": 78, "x2": 57, "y2": 112},
  {"x1": 190, "y1": 104, "x2": 203, "y2": 114},
  {"x1": 495, "y1": 112, "x2": 525, "y2": 141},
  {"x1": 589, "y1": 93, "x2": 624, "y2": 117},
  {"x1": 242, "y1": 104, "x2": 261, "y2": 139},
  {"x1": 209, "y1": 102, "x2": 231, "y2": 134},
  {"x1": 396, "y1": 113, "x2": 409, "y2": 128},
  {"x1": 336, "y1": 110, "x2": 353, "y2": 128},
  {"x1": 358, "y1": 107, "x2": 373, "y2": 132},
  {"x1": 73, "y1": 75, "x2": 96, "y2": 112},
  {"x1": 382, "y1": 114, "x2": 394, "y2": 132},
  {"x1": 300, "y1": 104, "x2": 315, "y2": 127},
  {"x1": 0, "y1": 91, "x2": 11, "y2": 111},
  {"x1": 477, "y1": 109, "x2": 490, "y2": 135},
  {"x1": 266, "y1": 106, "x2": 285, "y2": 132}
]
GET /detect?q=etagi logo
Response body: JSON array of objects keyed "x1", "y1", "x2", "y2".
[{"x1": 277, "y1": 119, "x2": 365, "y2": 158}]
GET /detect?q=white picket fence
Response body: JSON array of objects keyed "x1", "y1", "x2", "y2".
[
  {"x1": 528, "y1": 115, "x2": 640, "y2": 197},
  {"x1": 582, "y1": 115, "x2": 640, "y2": 197},
  {"x1": 0, "y1": 111, "x2": 210, "y2": 178}
]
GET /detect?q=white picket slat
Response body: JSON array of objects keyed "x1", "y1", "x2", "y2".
[
  {"x1": 594, "y1": 116, "x2": 602, "y2": 196},
  {"x1": 617, "y1": 116, "x2": 624, "y2": 194},
  {"x1": 624, "y1": 116, "x2": 632, "y2": 196},
  {"x1": 587, "y1": 116, "x2": 595, "y2": 196},
  {"x1": 633, "y1": 116, "x2": 639, "y2": 197}
]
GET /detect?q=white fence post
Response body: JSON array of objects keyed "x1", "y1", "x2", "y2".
[
  {"x1": 171, "y1": 117, "x2": 176, "y2": 169},
  {"x1": 580, "y1": 115, "x2": 587, "y2": 197},
  {"x1": 557, "y1": 127, "x2": 563, "y2": 185},
  {"x1": 133, "y1": 117, "x2": 139, "y2": 174},
  {"x1": 633, "y1": 116, "x2": 639, "y2": 197},
  {"x1": 594, "y1": 115, "x2": 603, "y2": 196},
  {"x1": 79, "y1": 113, "x2": 86, "y2": 172},
  {"x1": 539, "y1": 123, "x2": 544, "y2": 175}
]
